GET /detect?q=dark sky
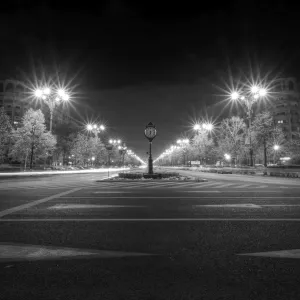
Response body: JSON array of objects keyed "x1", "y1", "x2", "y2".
[{"x1": 1, "y1": 1, "x2": 300, "y2": 160}]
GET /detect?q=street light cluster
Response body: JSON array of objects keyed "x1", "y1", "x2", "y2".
[
  {"x1": 230, "y1": 85, "x2": 268, "y2": 102},
  {"x1": 109, "y1": 139, "x2": 121, "y2": 145},
  {"x1": 34, "y1": 86, "x2": 71, "y2": 132},
  {"x1": 86, "y1": 124, "x2": 105, "y2": 132},
  {"x1": 194, "y1": 123, "x2": 214, "y2": 132},
  {"x1": 35, "y1": 87, "x2": 70, "y2": 102}
]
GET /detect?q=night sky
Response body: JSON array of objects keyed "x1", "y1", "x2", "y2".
[{"x1": 1, "y1": 1, "x2": 300, "y2": 160}]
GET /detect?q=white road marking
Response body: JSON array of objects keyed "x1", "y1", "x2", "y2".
[
  {"x1": 188, "y1": 182, "x2": 224, "y2": 188},
  {"x1": 238, "y1": 249, "x2": 300, "y2": 258},
  {"x1": 257, "y1": 185, "x2": 269, "y2": 188},
  {"x1": 48, "y1": 204, "x2": 147, "y2": 209},
  {"x1": 212, "y1": 183, "x2": 234, "y2": 188},
  {"x1": 93, "y1": 191, "x2": 132, "y2": 194},
  {"x1": 234, "y1": 184, "x2": 252, "y2": 188},
  {"x1": 194, "y1": 204, "x2": 262, "y2": 208},
  {"x1": 0, "y1": 187, "x2": 82, "y2": 217},
  {"x1": 185, "y1": 190, "x2": 275, "y2": 193},
  {"x1": 183, "y1": 191, "x2": 221, "y2": 193},
  {"x1": 2, "y1": 218, "x2": 300, "y2": 222},
  {"x1": 0, "y1": 243, "x2": 154, "y2": 261},
  {"x1": 59, "y1": 196, "x2": 300, "y2": 199}
]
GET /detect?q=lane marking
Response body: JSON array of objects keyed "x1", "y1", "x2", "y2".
[
  {"x1": 257, "y1": 185, "x2": 269, "y2": 188},
  {"x1": 2, "y1": 218, "x2": 300, "y2": 222},
  {"x1": 238, "y1": 249, "x2": 300, "y2": 258},
  {"x1": 48, "y1": 204, "x2": 147, "y2": 209},
  {"x1": 0, "y1": 243, "x2": 155, "y2": 261},
  {"x1": 93, "y1": 191, "x2": 132, "y2": 194},
  {"x1": 0, "y1": 187, "x2": 82, "y2": 217},
  {"x1": 211, "y1": 183, "x2": 234, "y2": 188},
  {"x1": 164, "y1": 182, "x2": 205, "y2": 189},
  {"x1": 185, "y1": 190, "x2": 277, "y2": 193},
  {"x1": 194, "y1": 204, "x2": 262, "y2": 208},
  {"x1": 188, "y1": 182, "x2": 224, "y2": 188},
  {"x1": 59, "y1": 196, "x2": 300, "y2": 199},
  {"x1": 183, "y1": 191, "x2": 221, "y2": 193},
  {"x1": 234, "y1": 184, "x2": 252, "y2": 188}
]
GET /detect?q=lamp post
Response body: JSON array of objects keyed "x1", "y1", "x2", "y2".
[
  {"x1": 118, "y1": 144, "x2": 127, "y2": 170},
  {"x1": 177, "y1": 139, "x2": 189, "y2": 165},
  {"x1": 273, "y1": 145, "x2": 280, "y2": 164},
  {"x1": 34, "y1": 87, "x2": 70, "y2": 133},
  {"x1": 144, "y1": 122, "x2": 157, "y2": 175},
  {"x1": 106, "y1": 139, "x2": 121, "y2": 167},
  {"x1": 86, "y1": 124, "x2": 105, "y2": 141},
  {"x1": 193, "y1": 123, "x2": 214, "y2": 164},
  {"x1": 230, "y1": 85, "x2": 268, "y2": 166}
]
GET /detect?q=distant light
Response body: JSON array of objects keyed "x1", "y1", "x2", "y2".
[
  {"x1": 251, "y1": 86, "x2": 259, "y2": 94},
  {"x1": 117, "y1": 140, "x2": 121, "y2": 144},
  {"x1": 92, "y1": 156, "x2": 95, "y2": 161},
  {"x1": 100, "y1": 125, "x2": 105, "y2": 130},
  {"x1": 240, "y1": 95, "x2": 245, "y2": 100},
  {"x1": 177, "y1": 139, "x2": 182, "y2": 144},
  {"x1": 109, "y1": 139, "x2": 112, "y2": 143},
  {"x1": 231, "y1": 91, "x2": 239, "y2": 100},
  {"x1": 205, "y1": 123, "x2": 213, "y2": 131},
  {"x1": 42, "y1": 95, "x2": 47, "y2": 100},
  {"x1": 254, "y1": 94, "x2": 259, "y2": 99},
  {"x1": 259, "y1": 88, "x2": 267, "y2": 97},
  {"x1": 34, "y1": 89, "x2": 43, "y2": 98},
  {"x1": 194, "y1": 124, "x2": 201, "y2": 131},
  {"x1": 87, "y1": 124, "x2": 93, "y2": 130},
  {"x1": 273, "y1": 145, "x2": 280, "y2": 151},
  {"x1": 93, "y1": 124, "x2": 97, "y2": 129},
  {"x1": 118, "y1": 146, "x2": 121, "y2": 149},
  {"x1": 43, "y1": 87, "x2": 51, "y2": 95},
  {"x1": 62, "y1": 93, "x2": 70, "y2": 101},
  {"x1": 224, "y1": 153, "x2": 231, "y2": 160},
  {"x1": 55, "y1": 97, "x2": 60, "y2": 102},
  {"x1": 58, "y1": 89, "x2": 65, "y2": 97}
]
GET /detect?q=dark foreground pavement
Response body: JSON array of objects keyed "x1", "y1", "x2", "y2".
[{"x1": 1, "y1": 174, "x2": 300, "y2": 299}]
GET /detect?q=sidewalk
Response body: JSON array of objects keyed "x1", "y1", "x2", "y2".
[{"x1": 159, "y1": 167, "x2": 300, "y2": 186}]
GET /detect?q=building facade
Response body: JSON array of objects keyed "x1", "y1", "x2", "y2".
[
  {"x1": 0, "y1": 79, "x2": 29, "y2": 127},
  {"x1": 270, "y1": 77, "x2": 300, "y2": 139}
]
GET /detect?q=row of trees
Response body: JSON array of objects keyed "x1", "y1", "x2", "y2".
[
  {"x1": 0, "y1": 108, "x2": 139, "y2": 169},
  {"x1": 157, "y1": 111, "x2": 300, "y2": 166}
]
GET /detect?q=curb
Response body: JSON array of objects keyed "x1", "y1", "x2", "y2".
[{"x1": 99, "y1": 178, "x2": 208, "y2": 183}]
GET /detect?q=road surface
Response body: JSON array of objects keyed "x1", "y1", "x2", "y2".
[{"x1": 1, "y1": 170, "x2": 300, "y2": 299}]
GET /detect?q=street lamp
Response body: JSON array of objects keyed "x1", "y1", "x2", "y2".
[
  {"x1": 273, "y1": 145, "x2": 280, "y2": 164},
  {"x1": 230, "y1": 84, "x2": 268, "y2": 166},
  {"x1": 118, "y1": 144, "x2": 127, "y2": 170},
  {"x1": 34, "y1": 87, "x2": 70, "y2": 132},
  {"x1": 177, "y1": 139, "x2": 189, "y2": 165},
  {"x1": 86, "y1": 123, "x2": 105, "y2": 140},
  {"x1": 224, "y1": 153, "x2": 231, "y2": 161}
]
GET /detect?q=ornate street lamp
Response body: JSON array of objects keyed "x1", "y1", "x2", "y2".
[
  {"x1": 144, "y1": 122, "x2": 157, "y2": 175},
  {"x1": 34, "y1": 87, "x2": 70, "y2": 132},
  {"x1": 230, "y1": 85, "x2": 268, "y2": 166}
]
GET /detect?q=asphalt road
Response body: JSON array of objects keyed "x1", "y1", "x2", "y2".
[{"x1": 1, "y1": 169, "x2": 300, "y2": 300}]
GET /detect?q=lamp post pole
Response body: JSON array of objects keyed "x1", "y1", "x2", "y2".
[
  {"x1": 144, "y1": 122, "x2": 157, "y2": 175},
  {"x1": 230, "y1": 86, "x2": 268, "y2": 166}
]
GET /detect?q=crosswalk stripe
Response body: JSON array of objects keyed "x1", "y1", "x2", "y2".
[
  {"x1": 234, "y1": 184, "x2": 252, "y2": 188},
  {"x1": 188, "y1": 182, "x2": 222, "y2": 188},
  {"x1": 165, "y1": 182, "x2": 204, "y2": 189},
  {"x1": 209, "y1": 183, "x2": 234, "y2": 188}
]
